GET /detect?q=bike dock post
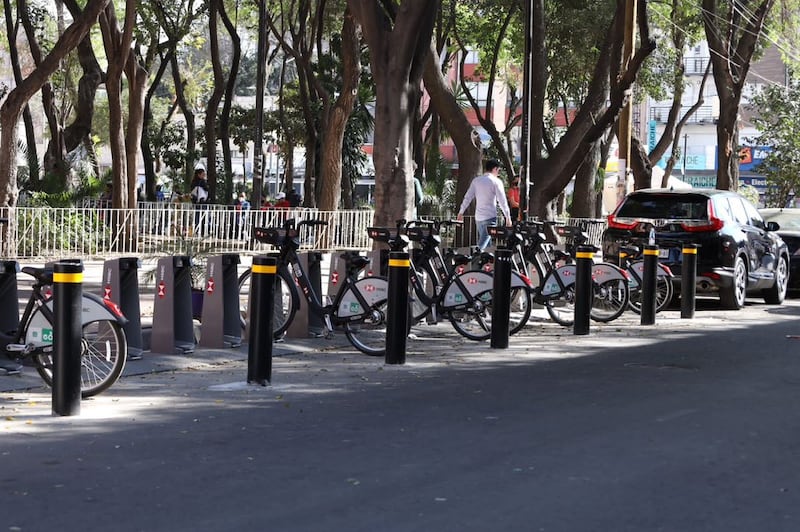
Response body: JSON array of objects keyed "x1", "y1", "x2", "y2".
[
  {"x1": 150, "y1": 255, "x2": 195, "y2": 354},
  {"x1": 641, "y1": 245, "x2": 659, "y2": 326},
  {"x1": 101, "y1": 257, "x2": 143, "y2": 359},
  {"x1": 52, "y1": 260, "x2": 83, "y2": 416},
  {"x1": 247, "y1": 256, "x2": 277, "y2": 385},
  {"x1": 491, "y1": 248, "x2": 512, "y2": 349},
  {"x1": 386, "y1": 251, "x2": 410, "y2": 364},
  {"x1": 574, "y1": 245, "x2": 594, "y2": 335},
  {"x1": 681, "y1": 244, "x2": 698, "y2": 319},
  {"x1": 0, "y1": 261, "x2": 20, "y2": 333},
  {"x1": 286, "y1": 252, "x2": 325, "y2": 338},
  {"x1": 199, "y1": 253, "x2": 242, "y2": 348}
]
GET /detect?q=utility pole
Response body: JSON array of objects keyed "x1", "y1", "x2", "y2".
[
  {"x1": 616, "y1": 0, "x2": 637, "y2": 203},
  {"x1": 253, "y1": 0, "x2": 267, "y2": 207}
]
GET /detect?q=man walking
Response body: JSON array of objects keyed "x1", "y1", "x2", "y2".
[{"x1": 456, "y1": 159, "x2": 512, "y2": 250}]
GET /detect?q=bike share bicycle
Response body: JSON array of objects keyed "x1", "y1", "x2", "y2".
[
  {"x1": 489, "y1": 221, "x2": 629, "y2": 327},
  {"x1": 368, "y1": 219, "x2": 532, "y2": 341},
  {"x1": 238, "y1": 217, "x2": 391, "y2": 356},
  {"x1": 0, "y1": 263, "x2": 128, "y2": 397}
]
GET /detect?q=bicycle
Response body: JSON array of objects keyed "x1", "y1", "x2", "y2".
[
  {"x1": 491, "y1": 221, "x2": 629, "y2": 327},
  {"x1": 238, "y1": 218, "x2": 391, "y2": 356},
  {"x1": 368, "y1": 219, "x2": 532, "y2": 341},
  {"x1": 0, "y1": 265, "x2": 128, "y2": 397},
  {"x1": 618, "y1": 244, "x2": 675, "y2": 314}
]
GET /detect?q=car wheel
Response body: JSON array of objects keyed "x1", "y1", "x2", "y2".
[
  {"x1": 763, "y1": 254, "x2": 788, "y2": 304},
  {"x1": 720, "y1": 256, "x2": 747, "y2": 310}
]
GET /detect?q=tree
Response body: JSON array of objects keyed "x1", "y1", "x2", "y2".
[
  {"x1": 0, "y1": 0, "x2": 110, "y2": 207},
  {"x1": 702, "y1": 0, "x2": 774, "y2": 191},
  {"x1": 348, "y1": 0, "x2": 440, "y2": 227},
  {"x1": 747, "y1": 80, "x2": 800, "y2": 207}
]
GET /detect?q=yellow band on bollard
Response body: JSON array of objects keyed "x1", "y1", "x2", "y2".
[
  {"x1": 575, "y1": 252, "x2": 594, "y2": 259},
  {"x1": 643, "y1": 249, "x2": 660, "y2": 256},
  {"x1": 53, "y1": 272, "x2": 83, "y2": 284},
  {"x1": 252, "y1": 264, "x2": 277, "y2": 274},
  {"x1": 388, "y1": 259, "x2": 411, "y2": 268},
  {"x1": 682, "y1": 248, "x2": 697, "y2": 255}
]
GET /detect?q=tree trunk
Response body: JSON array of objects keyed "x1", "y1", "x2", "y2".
[
  {"x1": 219, "y1": 0, "x2": 241, "y2": 205},
  {"x1": 205, "y1": 0, "x2": 226, "y2": 203},
  {"x1": 125, "y1": 53, "x2": 147, "y2": 207},
  {"x1": 62, "y1": 35, "x2": 104, "y2": 158},
  {"x1": 318, "y1": 8, "x2": 360, "y2": 212},
  {"x1": 171, "y1": 54, "x2": 196, "y2": 191},
  {"x1": 571, "y1": 140, "x2": 601, "y2": 218},
  {"x1": 348, "y1": 0, "x2": 440, "y2": 228},
  {"x1": 422, "y1": 41, "x2": 482, "y2": 219},
  {"x1": 0, "y1": 0, "x2": 109, "y2": 207}
]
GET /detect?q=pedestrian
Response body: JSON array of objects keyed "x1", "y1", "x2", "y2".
[
  {"x1": 456, "y1": 159, "x2": 512, "y2": 250},
  {"x1": 190, "y1": 168, "x2": 209, "y2": 235},
  {"x1": 273, "y1": 191, "x2": 290, "y2": 209},
  {"x1": 288, "y1": 189, "x2": 302, "y2": 208},
  {"x1": 507, "y1": 174, "x2": 520, "y2": 221},
  {"x1": 190, "y1": 168, "x2": 209, "y2": 204}
]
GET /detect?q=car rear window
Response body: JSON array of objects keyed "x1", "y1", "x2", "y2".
[{"x1": 616, "y1": 194, "x2": 708, "y2": 220}]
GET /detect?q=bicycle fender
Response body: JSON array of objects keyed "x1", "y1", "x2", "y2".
[
  {"x1": 337, "y1": 277, "x2": 389, "y2": 318},
  {"x1": 591, "y1": 263, "x2": 628, "y2": 283},
  {"x1": 511, "y1": 271, "x2": 532, "y2": 289},
  {"x1": 25, "y1": 294, "x2": 128, "y2": 347},
  {"x1": 442, "y1": 271, "x2": 493, "y2": 309},
  {"x1": 540, "y1": 265, "x2": 575, "y2": 297}
]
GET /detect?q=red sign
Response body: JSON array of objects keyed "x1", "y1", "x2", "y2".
[
  {"x1": 206, "y1": 278, "x2": 215, "y2": 294},
  {"x1": 103, "y1": 285, "x2": 112, "y2": 300},
  {"x1": 158, "y1": 281, "x2": 166, "y2": 298},
  {"x1": 365, "y1": 284, "x2": 376, "y2": 292},
  {"x1": 468, "y1": 277, "x2": 478, "y2": 284},
  {"x1": 331, "y1": 271, "x2": 339, "y2": 285}
]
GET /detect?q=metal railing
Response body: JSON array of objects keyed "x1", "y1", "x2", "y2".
[{"x1": 0, "y1": 204, "x2": 605, "y2": 260}]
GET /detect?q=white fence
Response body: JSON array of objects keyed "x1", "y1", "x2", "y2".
[{"x1": 0, "y1": 204, "x2": 606, "y2": 260}]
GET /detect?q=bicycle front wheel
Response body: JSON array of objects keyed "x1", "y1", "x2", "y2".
[
  {"x1": 340, "y1": 278, "x2": 390, "y2": 356},
  {"x1": 34, "y1": 320, "x2": 127, "y2": 398},
  {"x1": 590, "y1": 278, "x2": 629, "y2": 322},
  {"x1": 544, "y1": 285, "x2": 576, "y2": 327},
  {"x1": 629, "y1": 275, "x2": 674, "y2": 314},
  {"x1": 239, "y1": 267, "x2": 297, "y2": 339},
  {"x1": 448, "y1": 289, "x2": 493, "y2": 341}
]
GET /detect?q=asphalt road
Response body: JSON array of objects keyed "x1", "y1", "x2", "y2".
[{"x1": 2, "y1": 296, "x2": 800, "y2": 531}]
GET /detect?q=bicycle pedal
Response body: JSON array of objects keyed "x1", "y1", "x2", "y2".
[{"x1": 5, "y1": 344, "x2": 27, "y2": 353}]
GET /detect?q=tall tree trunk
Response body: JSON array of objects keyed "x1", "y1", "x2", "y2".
[
  {"x1": 125, "y1": 51, "x2": 147, "y2": 207},
  {"x1": 0, "y1": 0, "x2": 109, "y2": 207},
  {"x1": 318, "y1": 8, "x2": 360, "y2": 211},
  {"x1": 171, "y1": 55, "x2": 197, "y2": 191},
  {"x1": 348, "y1": 0, "x2": 440, "y2": 228},
  {"x1": 62, "y1": 34, "x2": 104, "y2": 160},
  {"x1": 205, "y1": 0, "x2": 226, "y2": 202},
  {"x1": 702, "y1": 0, "x2": 774, "y2": 190},
  {"x1": 218, "y1": 0, "x2": 241, "y2": 205},
  {"x1": 141, "y1": 52, "x2": 173, "y2": 201},
  {"x1": 571, "y1": 140, "x2": 601, "y2": 217},
  {"x1": 423, "y1": 42, "x2": 482, "y2": 220}
]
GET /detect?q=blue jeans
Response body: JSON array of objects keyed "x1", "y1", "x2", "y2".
[{"x1": 476, "y1": 217, "x2": 497, "y2": 250}]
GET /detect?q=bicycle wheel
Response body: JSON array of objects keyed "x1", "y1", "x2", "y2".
[
  {"x1": 628, "y1": 275, "x2": 674, "y2": 314},
  {"x1": 411, "y1": 263, "x2": 438, "y2": 323},
  {"x1": 544, "y1": 286, "x2": 576, "y2": 327},
  {"x1": 448, "y1": 289, "x2": 493, "y2": 341},
  {"x1": 239, "y1": 268, "x2": 297, "y2": 339},
  {"x1": 341, "y1": 278, "x2": 390, "y2": 356},
  {"x1": 590, "y1": 278, "x2": 629, "y2": 322},
  {"x1": 34, "y1": 320, "x2": 127, "y2": 398}
]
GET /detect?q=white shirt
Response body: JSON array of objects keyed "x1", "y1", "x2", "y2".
[{"x1": 458, "y1": 172, "x2": 511, "y2": 222}]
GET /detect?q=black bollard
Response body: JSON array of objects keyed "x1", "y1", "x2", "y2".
[
  {"x1": 640, "y1": 245, "x2": 659, "y2": 326},
  {"x1": 681, "y1": 244, "x2": 698, "y2": 319},
  {"x1": 573, "y1": 245, "x2": 594, "y2": 336},
  {"x1": 386, "y1": 251, "x2": 410, "y2": 365},
  {"x1": 247, "y1": 256, "x2": 277, "y2": 385},
  {"x1": 490, "y1": 248, "x2": 513, "y2": 349},
  {"x1": 52, "y1": 260, "x2": 83, "y2": 416}
]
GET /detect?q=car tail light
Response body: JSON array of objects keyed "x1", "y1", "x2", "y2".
[
  {"x1": 607, "y1": 214, "x2": 638, "y2": 230},
  {"x1": 680, "y1": 199, "x2": 724, "y2": 232}
]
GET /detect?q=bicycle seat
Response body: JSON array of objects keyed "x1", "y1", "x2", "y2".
[
  {"x1": 619, "y1": 245, "x2": 640, "y2": 257},
  {"x1": 21, "y1": 266, "x2": 53, "y2": 284},
  {"x1": 450, "y1": 253, "x2": 471, "y2": 267}
]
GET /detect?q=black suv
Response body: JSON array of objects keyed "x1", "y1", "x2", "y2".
[{"x1": 602, "y1": 189, "x2": 789, "y2": 309}]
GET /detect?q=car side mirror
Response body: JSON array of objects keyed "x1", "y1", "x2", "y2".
[{"x1": 766, "y1": 221, "x2": 780, "y2": 232}]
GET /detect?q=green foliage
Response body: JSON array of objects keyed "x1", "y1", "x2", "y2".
[
  {"x1": 418, "y1": 153, "x2": 457, "y2": 218},
  {"x1": 747, "y1": 80, "x2": 800, "y2": 208}
]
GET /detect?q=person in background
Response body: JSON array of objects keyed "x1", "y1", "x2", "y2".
[
  {"x1": 189, "y1": 168, "x2": 209, "y2": 204},
  {"x1": 155, "y1": 184, "x2": 166, "y2": 202},
  {"x1": 456, "y1": 159, "x2": 512, "y2": 250},
  {"x1": 507, "y1": 174, "x2": 520, "y2": 221},
  {"x1": 273, "y1": 191, "x2": 291, "y2": 209},
  {"x1": 288, "y1": 189, "x2": 302, "y2": 208}
]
